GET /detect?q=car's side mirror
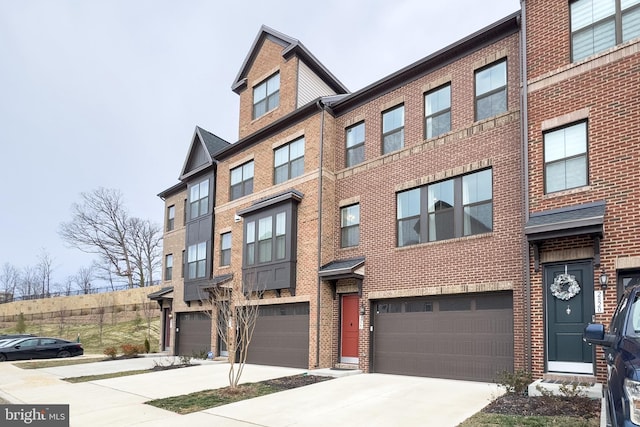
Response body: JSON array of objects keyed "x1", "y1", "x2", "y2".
[{"x1": 583, "y1": 323, "x2": 616, "y2": 347}]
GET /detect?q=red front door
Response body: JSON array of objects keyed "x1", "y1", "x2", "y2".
[{"x1": 341, "y1": 294, "x2": 359, "y2": 363}]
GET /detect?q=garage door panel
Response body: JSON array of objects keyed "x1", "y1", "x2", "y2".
[
  {"x1": 177, "y1": 312, "x2": 211, "y2": 356},
  {"x1": 373, "y1": 292, "x2": 513, "y2": 382},
  {"x1": 246, "y1": 303, "x2": 309, "y2": 369}
]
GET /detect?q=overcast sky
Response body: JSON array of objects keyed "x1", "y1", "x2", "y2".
[{"x1": 0, "y1": 0, "x2": 520, "y2": 288}]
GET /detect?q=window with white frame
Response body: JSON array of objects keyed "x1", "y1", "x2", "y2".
[
  {"x1": 274, "y1": 138, "x2": 305, "y2": 184},
  {"x1": 382, "y1": 105, "x2": 405, "y2": 154},
  {"x1": 544, "y1": 121, "x2": 588, "y2": 193},
  {"x1": 425, "y1": 84, "x2": 451, "y2": 139},
  {"x1": 340, "y1": 204, "x2": 360, "y2": 247},
  {"x1": 165, "y1": 254, "x2": 173, "y2": 281},
  {"x1": 220, "y1": 232, "x2": 231, "y2": 267},
  {"x1": 346, "y1": 122, "x2": 365, "y2": 167},
  {"x1": 166, "y1": 205, "x2": 175, "y2": 231},
  {"x1": 253, "y1": 72, "x2": 280, "y2": 119},
  {"x1": 475, "y1": 60, "x2": 507, "y2": 121},
  {"x1": 189, "y1": 179, "x2": 209, "y2": 220},
  {"x1": 187, "y1": 242, "x2": 207, "y2": 279},
  {"x1": 230, "y1": 161, "x2": 254, "y2": 201},
  {"x1": 571, "y1": 0, "x2": 640, "y2": 62}
]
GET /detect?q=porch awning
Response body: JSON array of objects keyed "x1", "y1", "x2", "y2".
[
  {"x1": 319, "y1": 257, "x2": 365, "y2": 281},
  {"x1": 148, "y1": 286, "x2": 174, "y2": 301},
  {"x1": 525, "y1": 201, "x2": 605, "y2": 242}
]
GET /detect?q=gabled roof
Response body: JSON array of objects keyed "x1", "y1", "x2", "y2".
[
  {"x1": 231, "y1": 25, "x2": 348, "y2": 95},
  {"x1": 179, "y1": 126, "x2": 231, "y2": 180}
]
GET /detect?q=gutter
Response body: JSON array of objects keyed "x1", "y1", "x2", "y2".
[
  {"x1": 315, "y1": 99, "x2": 326, "y2": 368},
  {"x1": 519, "y1": 0, "x2": 532, "y2": 374}
]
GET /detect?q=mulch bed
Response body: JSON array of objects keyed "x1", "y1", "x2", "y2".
[
  {"x1": 261, "y1": 374, "x2": 333, "y2": 390},
  {"x1": 483, "y1": 394, "x2": 601, "y2": 418}
]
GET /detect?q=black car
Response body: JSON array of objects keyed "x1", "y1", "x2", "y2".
[
  {"x1": 584, "y1": 284, "x2": 640, "y2": 427},
  {"x1": 0, "y1": 337, "x2": 83, "y2": 361},
  {"x1": 0, "y1": 334, "x2": 35, "y2": 340}
]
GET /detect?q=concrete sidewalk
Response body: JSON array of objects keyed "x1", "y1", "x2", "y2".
[{"x1": 0, "y1": 356, "x2": 502, "y2": 426}]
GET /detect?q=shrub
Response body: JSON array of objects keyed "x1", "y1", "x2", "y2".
[
  {"x1": 191, "y1": 349, "x2": 208, "y2": 360},
  {"x1": 120, "y1": 343, "x2": 140, "y2": 357},
  {"x1": 103, "y1": 346, "x2": 118, "y2": 359},
  {"x1": 496, "y1": 369, "x2": 533, "y2": 396},
  {"x1": 144, "y1": 337, "x2": 150, "y2": 354}
]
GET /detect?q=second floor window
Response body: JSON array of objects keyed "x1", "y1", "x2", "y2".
[
  {"x1": 346, "y1": 122, "x2": 365, "y2": 167},
  {"x1": 397, "y1": 169, "x2": 493, "y2": 246},
  {"x1": 230, "y1": 161, "x2": 254, "y2": 201},
  {"x1": 189, "y1": 179, "x2": 209, "y2": 220},
  {"x1": 187, "y1": 242, "x2": 207, "y2": 279},
  {"x1": 166, "y1": 205, "x2": 175, "y2": 231},
  {"x1": 475, "y1": 60, "x2": 507, "y2": 121},
  {"x1": 425, "y1": 84, "x2": 451, "y2": 139},
  {"x1": 245, "y1": 212, "x2": 287, "y2": 266},
  {"x1": 341, "y1": 204, "x2": 360, "y2": 248},
  {"x1": 571, "y1": 0, "x2": 640, "y2": 62},
  {"x1": 165, "y1": 254, "x2": 173, "y2": 281},
  {"x1": 253, "y1": 72, "x2": 280, "y2": 119},
  {"x1": 220, "y1": 232, "x2": 231, "y2": 267},
  {"x1": 274, "y1": 138, "x2": 305, "y2": 184},
  {"x1": 382, "y1": 105, "x2": 405, "y2": 154},
  {"x1": 544, "y1": 121, "x2": 588, "y2": 193}
]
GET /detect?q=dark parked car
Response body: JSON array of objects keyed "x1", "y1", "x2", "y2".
[
  {"x1": 0, "y1": 337, "x2": 83, "y2": 361},
  {"x1": 0, "y1": 334, "x2": 35, "y2": 340},
  {"x1": 584, "y1": 284, "x2": 640, "y2": 427}
]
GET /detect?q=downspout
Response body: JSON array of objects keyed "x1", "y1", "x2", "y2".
[
  {"x1": 519, "y1": 0, "x2": 532, "y2": 374},
  {"x1": 315, "y1": 99, "x2": 326, "y2": 368}
]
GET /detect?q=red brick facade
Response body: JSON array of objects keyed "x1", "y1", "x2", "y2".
[
  {"x1": 525, "y1": 0, "x2": 640, "y2": 381},
  {"x1": 156, "y1": 3, "x2": 639, "y2": 384}
]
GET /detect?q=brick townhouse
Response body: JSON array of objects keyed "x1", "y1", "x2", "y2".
[
  {"x1": 154, "y1": 12, "x2": 525, "y2": 383},
  {"x1": 153, "y1": 0, "x2": 639, "y2": 384},
  {"x1": 522, "y1": 0, "x2": 640, "y2": 382}
]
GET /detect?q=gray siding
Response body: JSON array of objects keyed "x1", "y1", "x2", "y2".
[{"x1": 297, "y1": 60, "x2": 337, "y2": 107}]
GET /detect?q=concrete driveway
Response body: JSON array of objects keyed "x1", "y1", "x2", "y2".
[{"x1": 0, "y1": 355, "x2": 502, "y2": 426}]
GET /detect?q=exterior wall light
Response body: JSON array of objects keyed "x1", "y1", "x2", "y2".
[{"x1": 599, "y1": 269, "x2": 609, "y2": 291}]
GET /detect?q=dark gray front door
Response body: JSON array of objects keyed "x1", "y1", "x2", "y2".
[{"x1": 545, "y1": 262, "x2": 593, "y2": 373}]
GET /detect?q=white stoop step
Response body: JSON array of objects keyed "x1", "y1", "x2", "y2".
[{"x1": 528, "y1": 377, "x2": 602, "y2": 399}]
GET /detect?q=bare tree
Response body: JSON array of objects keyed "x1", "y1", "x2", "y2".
[
  {"x1": 74, "y1": 266, "x2": 94, "y2": 294},
  {"x1": 204, "y1": 281, "x2": 262, "y2": 389},
  {"x1": 95, "y1": 294, "x2": 111, "y2": 345},
  {"x1": 18, "y1": 266, "x2": 38, "y2": 298},
  {"x1": 128, "y1": 218, "x2": 162, "y2": 286},
  {"x1": 59, "y1": 188, "x2": 162, "y2": 288},
  {"x1": 141, "y1": 296, "x2": 157, "y2": 341},
  {"x1": 57, "y1": 302, "x2": 68, "y2": 336},
  {"x1": 62, "y1": 276, "x2": 74, "y2": 296},
  {"x1": 0, "y1": 262, "x2": 20, "y2": 301},
  {"x1": 36, "y1": 249, "x2": 54, "y2": 297},
  {"x1": 59, "y1": 188, "x2": 135, "y2": 287},
  {"x1": 92, "y1": 260, "x2": 122, "y2": 291}
]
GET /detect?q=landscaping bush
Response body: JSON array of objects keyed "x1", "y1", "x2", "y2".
[
  {"x1": 120, "y1": 343, "x2": 140, "y2": 357},
  {"x1": 144, "y1": 337, "x2": 150, "y2": 354},
  {"x1": 103, "y1": 346, "x2": 118, "y2": 359},
  {"x1": 496, "y1": 369, "x2": 533, "y2": 395}
]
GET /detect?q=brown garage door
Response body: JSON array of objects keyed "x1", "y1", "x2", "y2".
[
  {"x1": 373, "y1": 292, "x2": 513, "y2": 382},
  {"x1": 246, "y1": 303, "x2": 309, "y2": 369},
  {"x1": 176, "y1": 311, "x2": 211, "y2": 356}
]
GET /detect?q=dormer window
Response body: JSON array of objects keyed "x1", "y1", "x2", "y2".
[{"x1": 253, "y1": 72, "x2": 280, "y2": 119}]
